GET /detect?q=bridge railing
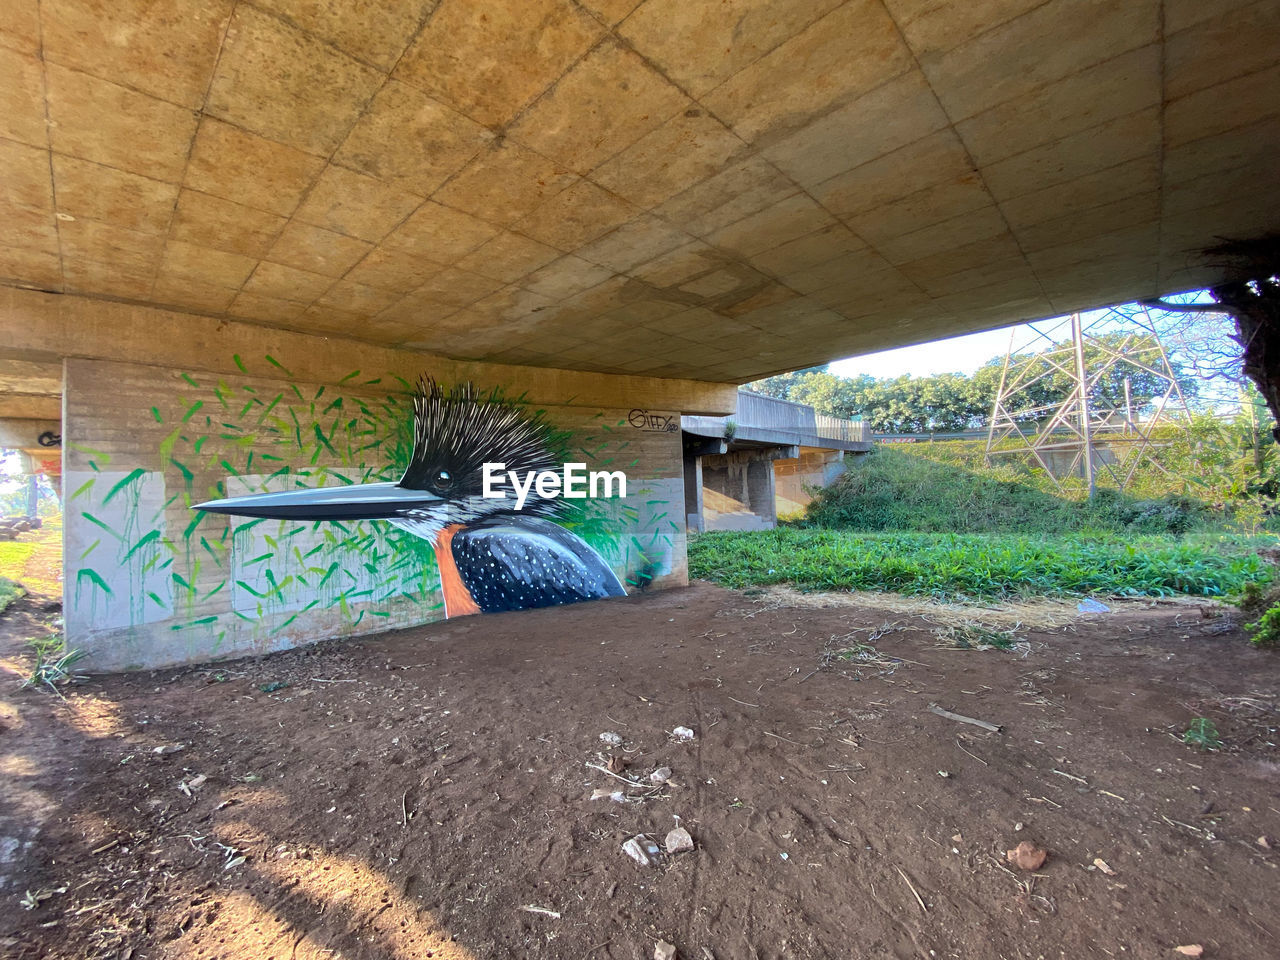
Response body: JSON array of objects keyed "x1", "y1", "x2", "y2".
[
  {"x1": 813, "y1": 413, "x2": 868, "y2": 444},
  {"x1": 685, "y1": 391, "x2": 868, "y2": 447}
]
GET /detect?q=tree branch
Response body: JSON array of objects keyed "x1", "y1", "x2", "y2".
[{"x1": 1139, "y1": 298, "x2": 1229, "y2": 315}]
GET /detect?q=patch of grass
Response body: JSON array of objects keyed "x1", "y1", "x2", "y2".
[
  {"x1": 1183, "y1": 717, "x2": 1223, "y2": 750},
  {"x1": 0, "y1": 514, "x2": 62, "y2": 597},
  {"x1": 936, "y1": 623, "x2": 1020, "y2": 650},
  {"x1": 689, "y1": 528, "x2": 1270, "y2": 600},
  {"x1": 0, "y1": 575, "x2": 23, "y2": 614},
  {"x1": 0, "y1": 542, "x2": 36, "y2": 584}
]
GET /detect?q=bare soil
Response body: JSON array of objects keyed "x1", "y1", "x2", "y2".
[{"x1": 2, "y1": 583, "x2": 1278, "y2": 960}]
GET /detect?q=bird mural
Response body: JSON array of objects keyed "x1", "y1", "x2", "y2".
[{"x1": 194, "y1": 379, "x2": 627, "y2": 618}]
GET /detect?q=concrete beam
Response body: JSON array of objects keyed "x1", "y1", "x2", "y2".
[
  {"x1": 0, "y1": 419, "x2": 61, "y2": 450},
  {"x1": 683, "y1": 436, "x2": 729, "y2": 457},
  {"x1": 0, "y1": 395, "x2": 62, "y2": 420},
  {"x1": 0, "y1": 359, "x2": 62, "y2": 397},
  {"x1": 0, "y1": 287, "x2": 739, "y2": 415}
]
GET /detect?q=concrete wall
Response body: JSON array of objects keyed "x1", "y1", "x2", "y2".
[
  {"x1": 35, "y1": 292, "x2": 724, "y2": 670},
  {"x1": 774, "y1": 447, "x2": 848, "y2": 518},
  {"x1": 701, "y1": 449, "x2": 779, "y2": 532},
  {"x1": 696, "y1": 446, "x2": 848, "y2": 530}
]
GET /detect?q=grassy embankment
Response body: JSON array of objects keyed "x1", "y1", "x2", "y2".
[{"x1": 690, "y1": 445, "x2": 1276, "y2": 600}]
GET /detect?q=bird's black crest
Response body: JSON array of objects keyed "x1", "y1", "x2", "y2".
[{"x1": 398, "y1": 379, "x2": 561, "y2": 507}]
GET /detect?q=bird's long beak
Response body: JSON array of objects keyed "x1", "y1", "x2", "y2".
[{"x1": 194, "y1": 482, "x2": 442, "y2": 521}]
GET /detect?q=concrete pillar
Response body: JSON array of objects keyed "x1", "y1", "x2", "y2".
[
  {"x1": 683, "y1": 453, "x2": 704, "y2": 533},
  {"x1": 746, "y1": 459, "x2": 777, "y2": 527}
]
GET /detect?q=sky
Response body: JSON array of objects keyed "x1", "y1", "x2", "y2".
[{"x1": 829, "y1": 322, "x2": 1032, "y2": 378}]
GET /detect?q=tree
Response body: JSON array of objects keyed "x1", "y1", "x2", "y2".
[
  {"x1": 748, "y1": 366, "x2": 827, "y2": 400},
  {"x1": 1144, "y1": 236, "x2": 1280, "y2": 440}
]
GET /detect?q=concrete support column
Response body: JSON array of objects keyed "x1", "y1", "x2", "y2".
[
  {"x1": 683, "y1": 454, "x2": 704, "y2": 533},
  {"x1": 746, "y1": 459, "x2": 777, "y2": 526}
]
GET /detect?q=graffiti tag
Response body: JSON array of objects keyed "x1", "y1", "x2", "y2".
[{"x1": 629, "y1": 409, "x2": 678, "y2": 433}]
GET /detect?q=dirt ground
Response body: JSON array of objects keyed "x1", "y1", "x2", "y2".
[{"x1": 1, "y1": 582, "x2": 1278, "y2": 960}]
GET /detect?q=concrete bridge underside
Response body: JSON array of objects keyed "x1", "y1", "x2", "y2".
[{"x1": 1, "y1": 0, "x2": 1279, "y2": 399}]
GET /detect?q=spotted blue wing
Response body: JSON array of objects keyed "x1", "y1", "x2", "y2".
[{"x1": 450, "y1": 516, "x2": 627, "y2": 613}]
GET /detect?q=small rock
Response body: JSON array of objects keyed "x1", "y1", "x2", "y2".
[
  {"x1": 951, "y1": 833, "x2": 963, "y2": 843},
  {"x1": 1174, "y1": 946, "x2": 1203, "y2": 958},
  {"x1": 650, "y1": 766, "x2": 673, "y2": 784},
  {"x1": 1077, "y1": 598, "x2": 1110, "y2": 613},
  {"x1": 1013, "y1": 822, "x2": 1023, "y2": 832},
  {"x1": 666, "y1": 827, "x2": 694, "y2": 854},
  {"x1": 600, "y1": 732, "x2": 623, "y2": 746},
  {"x1": 1257, "y1": 835, "x2": 1272, "y2": 849},
  {"x1": 672, "y1": 726, "x2": 695, "y2": 741},
  {"x1": 622, "y1": 837, "x2": 651, "y2": 867},
  {"x1": 654, "y1": 940, "x2": 677, "y2": 960},
  {"x1": 937, "y1": 770, "x2": 950, "y2": 778},
  {"x1": 1093, "y1": 858, "x2": 1117, "y2": 876},
  {"x1": 1006, "y1": 840, "x2": 1048, "y2": 871},
  {"x1": 178, "y1": 773, "x2": 208, "y2": 796}
]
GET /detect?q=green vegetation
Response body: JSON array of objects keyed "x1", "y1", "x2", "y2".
[
  {"x1": 1183, "y1": 717, "x2": 1223, "y2": 751},
  {"x1": 691, "y1": 438, "x2": 1279, "y2": 603},
  {"x1": 20, "y1": 636, "x2": 86, "y2": 698},
  {"x1": 1246, "y1": 605, "x2": 1280, "y2": 648},
  {"x1": 799, "y1": 445, "x2": 1218, "y2": 535},
  {"x1": 0, "y1": 575, "x2": 22, "y2": 614},
  {"x1": 1235, "y1": 579, "x2": 1280, "y2": 647},
  {"x1": 689, "y1": 527, "x2": 1268, "y2": 600}
]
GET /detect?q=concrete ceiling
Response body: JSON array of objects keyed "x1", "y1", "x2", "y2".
[{"x1": 1, "y1": 0, "x2": 1277, "y2": 382}]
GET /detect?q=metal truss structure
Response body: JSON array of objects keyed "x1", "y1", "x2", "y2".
[{"x1": 984, "y1": 305, "x2": 1193, "y2": 494}]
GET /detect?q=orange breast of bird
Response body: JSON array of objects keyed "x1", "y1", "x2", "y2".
[{"x1": 434, "y1": 523, "x2": 481, "y2": 618}]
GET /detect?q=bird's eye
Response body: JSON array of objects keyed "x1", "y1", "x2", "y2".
[{"x1": 434, "y1": 469, "x2": 453, "y2": 490}]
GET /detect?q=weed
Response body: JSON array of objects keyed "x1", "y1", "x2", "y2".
[
  {"x1": 833, "y1": 642, "x2": 882, "y2": 663},
  {"x1": 20, "y1": 636, "x2": 87, "y2": 698},
  {"x1": 1183, "y1": 717, "x2": 1223, "y2": 750},
  {"x1": 1237, "y1": 578, "x2": 1280, "y2": 647},
  {"x1": 936, "y1": 624, "x2": 1020, "y2": 650},
  {"x1": 1246, "y1": 604, "x2": 1280, "y2": 648}
]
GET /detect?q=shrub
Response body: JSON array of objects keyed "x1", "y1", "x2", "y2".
[{"x1": 1246, "y1": 604, "x2": 1280, "y2": 648}]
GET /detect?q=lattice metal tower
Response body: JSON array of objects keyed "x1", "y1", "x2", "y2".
[{"x1": 984, "y1": 305, "x2": 1193, "y2": 495}]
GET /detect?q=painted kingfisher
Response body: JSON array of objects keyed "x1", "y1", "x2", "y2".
[{"x1": 195, "y1": 379, "x2": 626, "y2": 618}]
